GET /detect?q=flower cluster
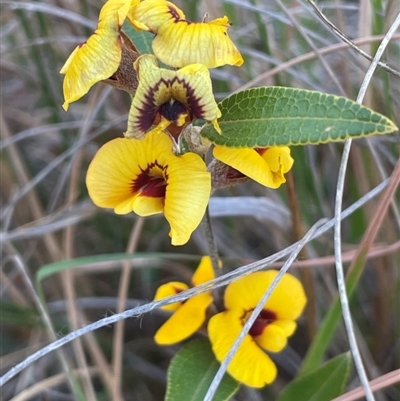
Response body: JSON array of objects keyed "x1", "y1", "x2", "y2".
[
  {"x1": 61, "y1": 0, "x2": 294, "y2": 245},
  {"x1": 154, "y1": 258, "x2": 307, "y2": 388}
]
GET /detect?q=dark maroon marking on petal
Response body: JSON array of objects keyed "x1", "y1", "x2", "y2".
[
  {"x1": 135, "y1": 76, "x2": 206, "y2": 134},
  {"x1": 244, "y1": 309, "x2": 277, "y2": 337},
  {"x1": 131, "y1": 161, "x2": 168, "y2": 198},
  {"x1": 167, "y1": 5, "x2": 181, "y2": 21},
  {"x1": 167, "y1": 5, "x2": 191, "y2": 24},
  {"x1": 181, "y1": 78, "x2": 206, "y2": 119},
  {"x1": 135, "y1": 91, "x2": 160, "y2": 133}
]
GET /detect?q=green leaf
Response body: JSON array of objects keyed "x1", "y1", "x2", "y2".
[
  {"x1": 200, "y1": 87, "x2": 398, "y2": 147},
  {"x1": 122, "y1": 21, "x2": 153, "y2": 55},
  {"x1": 276, "y1": 353, "x2": 351, "y2": 401},
  {"x1": 166, "y1": 340, "x2": 240, "y2": 401}
]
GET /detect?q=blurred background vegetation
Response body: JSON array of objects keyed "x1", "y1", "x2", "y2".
[{"x1": 1, "y1": 0, "x2": 399, "y2": 400}]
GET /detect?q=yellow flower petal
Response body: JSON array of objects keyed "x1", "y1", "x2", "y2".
[
  {"x1": 130, "y1": 195, "x2": 164, "y2": 216},
  {"x1": 86, "y1": 138, "x2": 142, "y2": 210},
  {"x1": 86, "y1": 129, "x2": 211, "y2": 246},
  {"x1": 191, "y1": 256, "x2": 215, "y2": 287},
  {"x1": 260, "y1": 147, "x2": 294, "y2": 174},
  {"x1": 126, "y1": 55, "x2": 221, "y2": 138},
  {"x1": 261, "y1": 273, "x2": 307, "y2": 321},
  {"x1": 128, "y1": 0, "x2": 185, "y2": 32},
  {"x1": 223, "y1": 271, "x2": 306, "y2": 320},
  {"x1": 254, "y1": 323, "x2": 288, "y2": 353},
  {"x1": 208, "y1": 311, "x2": 277, "y2": 387},
  {"x1": 213, "y1": 146, "x2": 293, "y2": 189},
  {"x1": 60, "y1": 0, "x2": 135, "y2": 110},
  {"x1": 99, "y1": 0, "x2": 137, "y2": 28},
  {"x1": 271, "y1": 320, "x2": 297, "y2": 337},
  {"x1": 153, "y1": 16, "x2": 243, "y2": 68},
  {"x1": 61, "y1": 29, "x2": 121, "y2": 110},
  {"x1": 154, "y1": 281, "x2": 189, "y2": 312},
  {"x1": 128, "y1": 0, "x2": 243, "y2": 68},
  {"x1": 164, "y1": 152, "x2": 211, "y2": 246},
  {"x1": 154, "y1": 292, "x2": 213, "y2": 345}
]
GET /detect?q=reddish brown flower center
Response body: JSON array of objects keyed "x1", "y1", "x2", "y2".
[
  {"x1": 131, "y1": 162, "x2": 167, "y2": 198},
  {"x1": 247, "y1": 309, "x2": 277, "y2": 337}
]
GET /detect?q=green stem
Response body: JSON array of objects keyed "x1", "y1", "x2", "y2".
[{"x1": 201, "y1": 206, "x2": 224, "y2": 310}]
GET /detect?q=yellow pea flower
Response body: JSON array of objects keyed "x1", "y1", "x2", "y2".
[
  {"x1": 208, "y1": 270, "x2": 307, "y2": 388},
  {"x1": 213, "y1": 146, "x2": 294, "y2": 189},
  {"x1": 86, "y1": 128, "x2": 211, "y2": 245},
  {"x1": 125, "y1": 54, "x2": 221, "y2": 139}
]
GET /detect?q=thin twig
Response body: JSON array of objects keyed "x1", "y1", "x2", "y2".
[
  {"x1": 202, "y1": 206, "x2": 221, "y2": 278},
  {"x1": 306, "y1": 0, "x2": 400, "y2": 78},
  {"x1": 333, "y1": 12, "x2": 400, "y2": 401},
  {"x1": 202, "y1": 206, "x2": 224, "y2": 310}
]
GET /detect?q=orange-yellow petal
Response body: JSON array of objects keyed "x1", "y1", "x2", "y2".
[
  {"x1": 254, "y1": 323, "x2": 288, "y2": 353},
  {"x1": 208, "y1": 310, "x2": 277, "y2": 387},
  {"x1": 154, "y1": 292, "x2": 213, "y2": 345},
  {"x1": 213, "y1": 146, "x2": 293, "y2": 189},
  {"x1": 271, "y1": 320, "x2": 297, "y2": 337},
  {"x1": 154, "y1": 281, "x2": 189, "y2": 312},
  {"x1": 126, "y1": 55, "x2": 221, "y2": 138},
  {"x1": 164, "y1": 151, "x2": 211, "y2": 246},
  {"x1": 260, "y1": 147, "x2": 294, "y2": 175},
  {"x1": 128, "y1": 195, "x2": 164, "y2": 216},
  {"x1": 223, "y1": 271, "x2": 306, "y2": 320},
  {"x1": 191, "y1": 256, "x2": 215, "y2": 287},
  {"x1": 85, "y1": 129, "x2": 171, "y2": 211}
]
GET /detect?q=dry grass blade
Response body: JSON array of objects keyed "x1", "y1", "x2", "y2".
[
  {"x1": 332, "y1": 369, "x2": 400, "y2": 401},
  {"x1": 112, "y1": 218, "x2": 145, "y2": 401}
]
